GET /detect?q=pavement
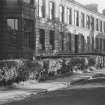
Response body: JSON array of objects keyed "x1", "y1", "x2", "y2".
[{"x1": 0, "y1": 80, "x2": 69, "y2": 105}]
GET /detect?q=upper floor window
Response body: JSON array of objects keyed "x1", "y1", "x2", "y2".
[
  {"x1": 59, "y1": 5, "x2": 64, "y2": 23},
  {"x1": 74, "y1": 10, "x2": 79, "y2": 26},
  {"x1": 49, "y1": 30, "x2": 55, "y2": 50},
  {"x1": 81, "y1": 12, "x2": 85, "y2": 28},
  {"x1": 90, "y1": 16, "x2": 94, "y2": 30},
  {"x1": 67, "y1": 8, "x2": 72, "y2": 25},
  {"x1": 49, "y1": 2, "x2": 55, "y2": 20},
  {"x1": 86, "y1": 15, "x2": 90, "y2": 29},
  {"x1": 7, "y1": 19, "x2": 18, "y2": 31},
  {"x1": 24, "y1": 19, "x2": 34, "y2": 32},
  {"x1": 96, "y1": 19, "x2": 99, "y2": 31},
  {"x1": 38, "y1": 0, "x2": 45, "y2": 18},
  {"x1": 100, "y1": 20, "x2": 103, "y2": 32}
]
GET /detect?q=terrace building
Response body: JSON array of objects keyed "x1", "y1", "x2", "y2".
[
  {"x1": 35, "y1": 0, "x2": 105, "y2": 57},
  {"x1": 0, "y1": 0, "x2": 35, "y2": 59},
  {"x1": 0, "y1": 0, "x2": 105, "y2": 62}
]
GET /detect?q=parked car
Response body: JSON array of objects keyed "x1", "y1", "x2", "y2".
[{"x1": 91, "y1": 73, "x2": 105, "y2": 79}]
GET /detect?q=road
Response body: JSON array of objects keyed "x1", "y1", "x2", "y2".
[
  {"x1": 4, "y1": 87, "x2": 105, "y2": 105},
  {"x1": 2, "y1": 72, "x2": 105, "y2": 105}
]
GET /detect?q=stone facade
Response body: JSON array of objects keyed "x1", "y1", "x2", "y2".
[
  {"x1": 1, "y1": 0, "x2": 105, "y2": 60},
  {"x1": 34, "y1": 0, "x2": 105, "y2": 57},
  {"x1": 0, "y1": 0, "x2": 35, "y2": 59}
]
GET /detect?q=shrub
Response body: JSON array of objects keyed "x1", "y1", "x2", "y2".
[
  {"x1": 88, "y1": 57, "x2": 96, "y2": 66},
  {"x1": 0, "y1": 59, "x2": 43, "y2": 86}
]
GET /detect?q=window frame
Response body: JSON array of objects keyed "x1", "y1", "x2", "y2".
[
  {"x1": 38, "y1": 0, "x2": 46, "y2": 18},
  {"x1": 59, "y1": 5, "x2": 65, "y2": 23},
  {"x1": 96, "y1": 18, "x2": 99, "y2": 31},
  {"x1": 74, "y1": 10, "x2": 79, "y2": 27},
  {"x1": 7, "y1": 18, "x2": 18, "y2": 31},
  {"x1": 49, "y1": 1, "x2": 55, "y2": 20},
  {"x1": 67, "y1": 8, "x2": 72, "y2": 25},
  {"x1": 81, "y1": 12, "x2": 85, "y2": 28},
  {"x1": 100, "y1": 20, "x2": 103, "y2": 32}
]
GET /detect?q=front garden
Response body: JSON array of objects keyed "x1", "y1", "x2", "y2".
[{"x1": 0, "y1": 57, "x2": 97, "y2": 86}]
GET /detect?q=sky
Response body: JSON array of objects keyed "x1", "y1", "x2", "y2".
[{"x1": 75, "y1": 0, "x2": 105, "y2": 13}]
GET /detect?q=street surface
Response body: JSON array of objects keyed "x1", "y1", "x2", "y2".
[
  {"x1": 4, "y1": 86, "x2": 105, "y2": 105},
  {"x1": 0, "y1": 71, "x2": 105, "y2": 105}
]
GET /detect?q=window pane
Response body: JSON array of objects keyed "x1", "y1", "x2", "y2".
[
  {"x1": 24, "y1": 19, "x2": 33, "y2": 32},
  {"x1": 86, "y1": 15, "x2": 90, "y2": 29},
  {"x1": 74, "y1": 10, "x2": 79, "y2": 26},
  {"x1": 38, "y1": 0, "x2": 45, "y2": 18},
  {"x1": 100, "y1": 20, "x2": 102, "y2": 32},
  {"x1": 23, "y1": 0, "x2": 30, "y2": 3},
  {"x1": 39, "y1": 29, "x2": 45, "y2": 50},
  {"x1": 49, "y1": 30, "x2": 55, "y2": 50},
  {"x1": 104, "y1": 22, "x2": 105, "y2": 33},
  {"x1": 7, "y1": 19, "x2": 18, "y2": 31},
  {"x1": 49, "y1": 2, "x2": 55, "y2": 20},
  {"x1": 91, "y1": 16, "x2": 94, "y2": 30},
  {"x1": 15, "y1": 19, "x2": 18, "y2": 30},
  {"x1": 59, "y1": 6, "x2": 64, "y2": 23},
  {"x1": 7, "y1": 19, "x2": 14, "y2": 30},
  {"x1": 81, "y1": 12, "x2": 85, "y2": 28},
  {"x1": 67, "y1": 8, "x2": 72, "y2": 24},
  {"x1": 96, "y1": 19, "x2": 99, "y2": 31}
]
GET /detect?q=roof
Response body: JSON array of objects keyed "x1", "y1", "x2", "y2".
[{"x1": 67, "y1": 0, "x2": 105, "y2": 19}]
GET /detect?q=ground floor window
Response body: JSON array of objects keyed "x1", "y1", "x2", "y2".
[
  {"x1": 100, "y1": 38, "x2": 103, "y2": 51},
  {"x1": 68, "y1": 33, "x2": 71, "y2": 51},
  {"x1": 49, "y1": 30, "x2": 55, "y2": 50},
  {"x1": 60, "y1": 32, "x2": 64, "y2": 51},
  {"x1": 96, "y1": 38, "x2": 99, "y2": 51},
  {"x1": 39, "y1": 29, "x2": 45, "y2": 50},
  {"x1": 74, "y1": 35, "x2": 79, "y2": 53},
  {"x1": 81, "y1": 35, "x2": 85, "y2": 52},
  {"x1": 104, "y1": 39, "x2": 105, "y2": 51}
]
